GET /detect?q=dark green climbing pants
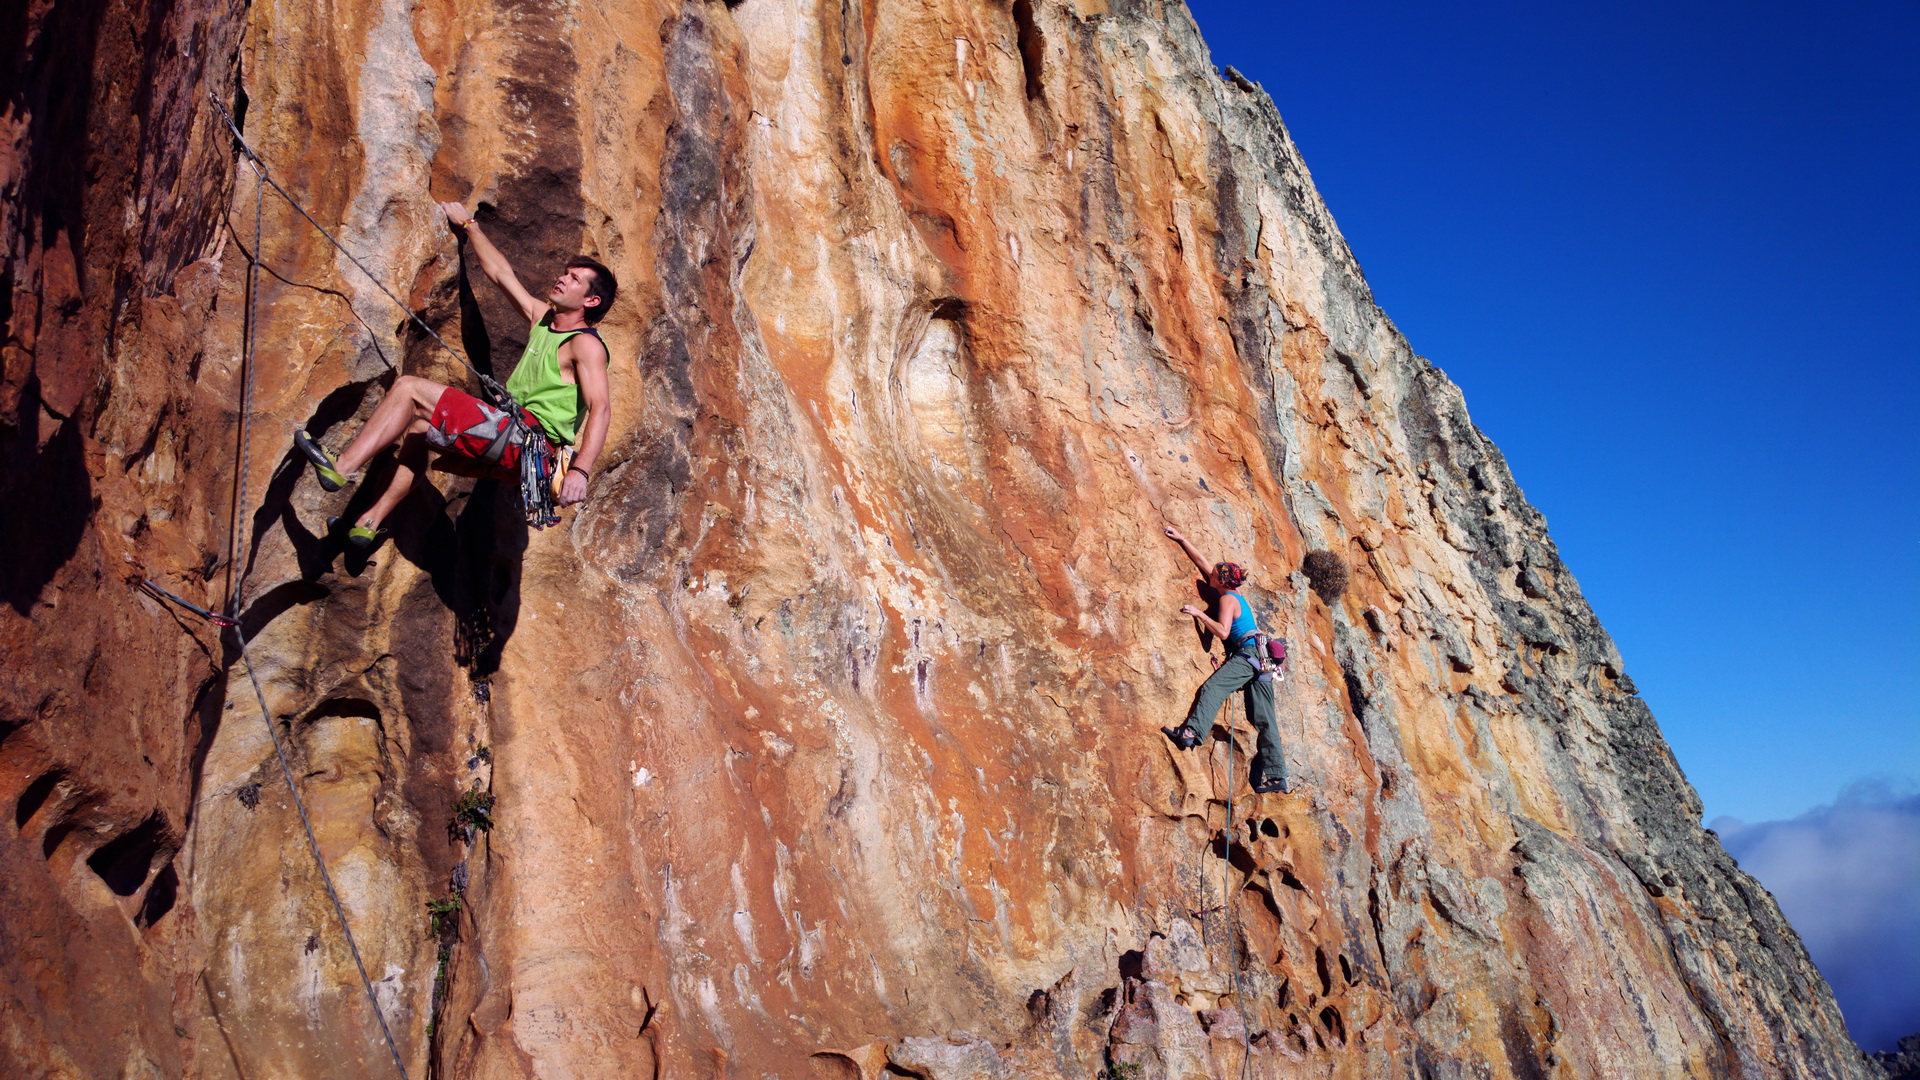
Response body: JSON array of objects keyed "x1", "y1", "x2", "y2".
[{"x1": 1184, "y1": 653, "x2": 1287, "y2": 788}]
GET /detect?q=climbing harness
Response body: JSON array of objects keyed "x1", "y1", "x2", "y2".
[
  {"x1": 208, "y1": 93, "x2": 562, "y2": 530},
  {"x1": 1249, "y1": 632, "x2": 1287, "y2": 681}
]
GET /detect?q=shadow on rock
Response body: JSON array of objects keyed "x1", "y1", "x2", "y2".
[
  {"x1": 242, "y1": 379, "x2": 381, "y2": 586},
  {"x1": 0, "y1": 377, "x2": 94, "y2": 614},
  {"x1": 380, "y1": 476, "x2": 525, "y2": 681}
]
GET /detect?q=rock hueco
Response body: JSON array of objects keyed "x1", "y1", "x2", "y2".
[{"x1": 0, "y1": 1, "x2": 1873, "y2": 1077}]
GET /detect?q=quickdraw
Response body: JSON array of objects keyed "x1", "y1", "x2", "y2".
[{"x1": 516, "y1": 422, "x2": 561, "y2": 529}]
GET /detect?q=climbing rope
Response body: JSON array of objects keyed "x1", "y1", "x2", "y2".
[
  {"x1": 137, "y1": 577, "x2": 237, "y2": 627},
  {"x1": 211, "y1": 101, "x2": 413, "y2": 1080},
  {"x1": 231, "y1": 633, "x2": 413, "y2": 1080},
  {"x1": 207, "y1": 94, "x2": 498, "y2": 399},
  {"x1": 139, "y1": 568, "x2": 410, "y2": 1079},
  {"x1": 226, "y1": 158, "x2": 263, "y2": 619},
  {"x1": 1180, "y1": 662, "x2": 1258, "y2": 1077}
]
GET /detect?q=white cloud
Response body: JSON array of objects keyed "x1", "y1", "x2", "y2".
[{"x1": 1713, "y1": 778, "x2": 1920, "y2": 1053}]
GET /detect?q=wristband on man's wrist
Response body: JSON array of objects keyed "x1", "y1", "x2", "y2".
[{"x1": 567, "y1": 465, "x2": 589, "y2": 478}]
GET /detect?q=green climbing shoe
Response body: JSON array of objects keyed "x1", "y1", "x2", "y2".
[
  {"x1": 345, "y1": 523, "x2": 386, "y2": 552},
  {"x1": 294, "y1": 430, "x2": 349, "y2": 492},
  {"x1": 325, "y1": 516, "x2": 388, "y2": 554}
]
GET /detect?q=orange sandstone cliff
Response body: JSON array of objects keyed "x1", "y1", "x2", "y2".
[{"x1": 0, "y1": 1, "x2": 1871, "y2": 1078}]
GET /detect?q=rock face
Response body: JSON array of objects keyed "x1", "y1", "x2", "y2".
[
  {"x1": 0, "y1": 1, "x2": 1872, "y2": 1078},
  {"x1": 1870, "y1": 1036, "x2": 1920, "y2": 1080}
]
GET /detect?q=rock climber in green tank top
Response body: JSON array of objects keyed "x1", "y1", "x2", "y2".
[{"x1": 292, "y1": 198, "x2": 617, "y2": 550}]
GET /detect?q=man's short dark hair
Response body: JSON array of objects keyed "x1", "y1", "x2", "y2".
[{"x1": 568, "y1": 257, "x2": 617, "y2": 324}]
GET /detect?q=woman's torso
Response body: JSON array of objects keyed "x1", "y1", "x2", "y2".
[{"x1": 1220, "y1": 590, "x2": 1257, "y2": 646}]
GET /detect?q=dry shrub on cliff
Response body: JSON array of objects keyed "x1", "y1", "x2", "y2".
[{"x1": 1303, "y1": 550, "x2": 1350, "y2": 603}]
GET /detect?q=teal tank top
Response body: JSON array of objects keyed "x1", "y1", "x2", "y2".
[
  {"x1": 504, "y1": 315, "x2": 600, "y2": 445},
  {"x1": 1223, "y1": 591, "x2": 1257, "y2": 646}
]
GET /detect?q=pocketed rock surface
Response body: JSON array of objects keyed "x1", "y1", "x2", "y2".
[{"x1": 0, "y1": 1, "x2": 1870, "y2": 1078}]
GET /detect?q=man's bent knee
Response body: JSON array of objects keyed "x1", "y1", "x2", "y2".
[{"x1": 392, "y1": 374, "x2": 450, "y2": 413}]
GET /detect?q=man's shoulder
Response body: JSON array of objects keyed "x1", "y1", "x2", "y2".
[{"x1": 561, "y1": 327, "x2": 610, "y2": 363}]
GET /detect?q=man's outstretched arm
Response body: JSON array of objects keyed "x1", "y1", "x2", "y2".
[
  {"x1": 438, "y1": 201, "x2": 545, "y2": 324},
  {"x1": 557, "y1": 335, "x2": 611, "y2": 506}
]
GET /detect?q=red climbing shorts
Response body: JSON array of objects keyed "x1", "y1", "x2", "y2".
[{"x1": 425, "y1": 387, "x2": 549, "y2": 478}]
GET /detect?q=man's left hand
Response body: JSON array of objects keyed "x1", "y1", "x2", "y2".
[{"x1": 558, "y1": 470, "x2": 588, "y2": 505}]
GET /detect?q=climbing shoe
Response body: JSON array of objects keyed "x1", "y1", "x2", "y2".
[
  {"x1": 295, "y1": 430, "x2": 349, "y2": 492},
  {"x1": 326, "y1": 516, "x2": 387, "y2": 554},
  {"x1": 1162, "y1": 725, "x2": 1202, "y2": 751},
  {"x1": 1251, "y1": 775, "x2": 1291, "y2": 795}
]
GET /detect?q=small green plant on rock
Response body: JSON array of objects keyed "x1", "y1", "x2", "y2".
[
  {"x1": 426, "y1": 896, "x2": 461, "y2": 938},
  {"x1": 424, "y1": 895, "x2": 462, "y2": 1041},
  {"x1": 448, "y1": 780, "x2": 495, "y2": 844}
]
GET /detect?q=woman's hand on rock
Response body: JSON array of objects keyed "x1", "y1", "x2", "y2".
[{"x1": 1164, "y1": 525, "x2": 1185, "y2": 542}]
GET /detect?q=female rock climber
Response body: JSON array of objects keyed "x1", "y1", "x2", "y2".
[{"x1": 1160, "y1": 524, "x2": 1290, "y2": 794}]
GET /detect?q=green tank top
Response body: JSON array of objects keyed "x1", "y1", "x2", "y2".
[{"x1": 504, "y1": 316, "x2": 600, "y2": 445}]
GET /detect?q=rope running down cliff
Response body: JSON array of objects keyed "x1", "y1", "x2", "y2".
[
  {"x1": 1180, "y1": 693, "x2": 1256, "y2": 1078},
  {"x1": 215, "y1": 99, "x2": 414, "y2": 1080},
  {"x1": 1223, "y1": 697, "x2": 1254, "y2": 1078}
]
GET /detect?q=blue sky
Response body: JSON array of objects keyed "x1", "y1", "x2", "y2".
[{"x1": 1183, "y1": 0, "x2": 1919, "y2": 827}]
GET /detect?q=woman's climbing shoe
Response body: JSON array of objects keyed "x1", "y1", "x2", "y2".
[
  {"x1": 1251, "y1": 775, "x2": 1291, "y2": 795},
  {"x1": 294, "y1": 430, "x2": 349, "y2": 492},
  {"x1": 1162, "y1": 725, "x2": 1202, "y2": 751}
]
